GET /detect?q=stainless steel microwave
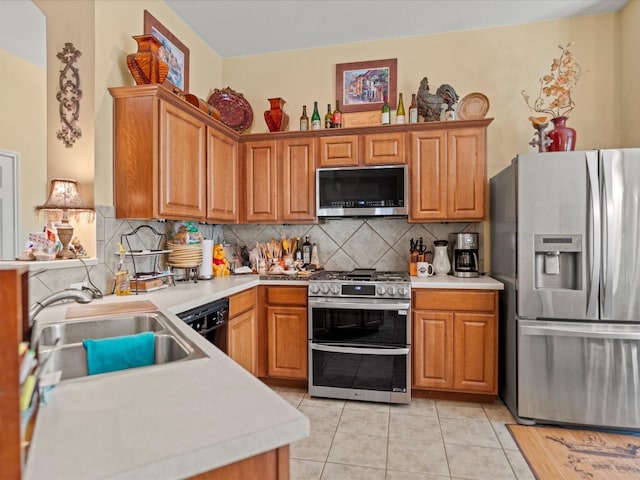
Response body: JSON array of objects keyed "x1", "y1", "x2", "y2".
[{"x1": 316, "y1": 165, "x2": 408, "y2": 217}]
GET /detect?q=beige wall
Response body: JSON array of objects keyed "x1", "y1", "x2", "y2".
[
  {"x1": 223, "y1": 12, "x2": 623, "y2": 178},
  {"x1": 621, "y1": 0, "x2": 640, "y2": 146}
]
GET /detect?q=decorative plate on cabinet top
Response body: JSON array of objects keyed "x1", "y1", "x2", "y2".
[
  {"x1": 207, "y1": 87, "x2": 253, "y2": 132},
  {"x1": 457, "y1": 92, "x2": 490, "y2": 120}
]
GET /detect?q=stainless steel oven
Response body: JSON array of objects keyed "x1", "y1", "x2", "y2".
[{"x1": 308, "y1": 269, "x2": 411, "y2": 404}]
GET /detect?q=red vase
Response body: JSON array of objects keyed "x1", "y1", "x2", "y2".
[
  {"x1": 547, "y1": 116, "x2": 576, "y2": 152},
  {"x1": 264, "y1": 97, "x2": 289, "y2": 132},
  {"x1": 126, "y1": 35, "x2": 169, "y2": 86}
]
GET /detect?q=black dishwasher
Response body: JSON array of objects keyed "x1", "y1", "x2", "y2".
[{"x1": 177, "y1": 298, "x2": 229, "y2": 346}]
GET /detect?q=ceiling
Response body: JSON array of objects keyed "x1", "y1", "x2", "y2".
[{"x1": 165, "y1": 0, "x2": 628, "y2": 58}]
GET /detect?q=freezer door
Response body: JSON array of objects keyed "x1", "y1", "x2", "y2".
[
  {"x1": 600, "y1": 149, "x2": 640, "y2": 321},
  {"x1": 518, "y1": 319, "x2": 640, "y2": 430},
  {"x1": 517, "y1": 152, "x2": 599, "y2": 320}
]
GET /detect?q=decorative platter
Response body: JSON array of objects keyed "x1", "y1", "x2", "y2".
[
  {"x1": 457, "y1": 92, "x2": 490, "y2": 120},
  {"x1": 207, "y1": 87, "x2": 253, "y2": 132}
]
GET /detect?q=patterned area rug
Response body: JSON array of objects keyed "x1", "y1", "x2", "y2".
[{"x1": 508, "y1": 424, "x2": 640, "y2": 479}]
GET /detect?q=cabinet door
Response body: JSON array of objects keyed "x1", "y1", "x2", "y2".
[
  {"x1": 266, "y1": 305, "x2": 308, "y2": 380},
  {"x1": 206, "y1": 127, "x2": 238, "y2": 222},
  {"x1": 412, "y1": 310, "x2": 454, "y2": 389},
  {"x1": 158, "y1": 100, "x2": 206, "y2": 219},
  {"x1": 447, "y1": 127, "x2": 486, "y2": 221},
  {"x1": 244, "y1": 140, "x2": 278, "y2": 223},
  {"x1": 279, "y1": 137, "x2": 316, "y2": 223},
  {"x1": 318, "y1": 135, "x2": 359, "y2": 167},
  {"x1": 227, "y1": 309, "x2": 258, "y2": 376},
  {"x1": 453, "y1": 313, "x2": 496, "y2": 393},
  {"x1": 362, "y1": 132, "x2": 405, "y2": 165},
  {"x1": 408, "y1": 130, "x2": 448, "y2": 221}
]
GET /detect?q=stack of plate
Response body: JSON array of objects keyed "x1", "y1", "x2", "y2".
[{"x1": 167, "y1": 242, "x2": 203, "y2": 267}]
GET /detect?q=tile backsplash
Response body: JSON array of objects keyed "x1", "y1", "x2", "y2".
[{"x1": 27, "y1": 205, "x2": 482, "y2": 303}]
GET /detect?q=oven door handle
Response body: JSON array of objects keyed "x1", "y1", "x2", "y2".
[
  {"x1": 310, "y1": 342, "x2": 409, "y2": 356},
  {"x1": 308, "y1": 298, "x2": 410, "y2": 311}
]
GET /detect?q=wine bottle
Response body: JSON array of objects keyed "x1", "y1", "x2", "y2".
[
  {"x1": 294, "y1": 237, "x2": 302, "y2": 262},
  {"x1": 311, "y1": 101, "x2": 321, "y2": 130},
  {"x1": 396, "y1": 92, "x2": 405, "y2": 124},
  {"x1": 325, "y1": 103, "x2": 333, "y2": 128},
  {"x1": 409, "y1": 93, "x2": 418, "y2": 123},
  {"x1": 381, "y1": 94, "x2": 391, "y2": 125},
  {"x1": 302, "y1": 236, "x2": 312, "y2": 265},
  {"x1": 332, "y1": 100, "x2": 342, "y2": 128},
  {"x1": 299, "y1": 105, "x2": 309, "y2": 131}
]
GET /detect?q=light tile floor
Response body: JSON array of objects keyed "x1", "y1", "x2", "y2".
[{"x1": 272, "y1": 387, "x2": 535, "y2": 480}]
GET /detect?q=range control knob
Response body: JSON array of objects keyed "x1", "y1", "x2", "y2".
[
  {"x1": 309, "y1": 284, "x2": 320, "y2": 295},
  {"x1": 386, "y1": 286, "x2": 397, "y2": 296},
  {"x1": 376, "y1": 285, "x2": 387, "y2": 296},
  {"x1": 320, "y1": 285, "x2": 330, "y2": 294},
  {"x1": 398, "y1": 287, "x2": 409, "y2": 297},
  {"x1": 330, "y1": 284, "x2": 340, "y2": 295}
]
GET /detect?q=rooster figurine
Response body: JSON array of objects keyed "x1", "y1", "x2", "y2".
[{"x1": 416, "y1": 77, "x2": 459, "y2": 122}]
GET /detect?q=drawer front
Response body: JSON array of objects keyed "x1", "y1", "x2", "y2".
[
  {"x1": 266, "y1": 286, "x2": 308, "y2": 306},
  {"x1": 413, "y1": 289, "x2": 496, "y2": 312},
  {"x1": 229, "y1": 288, "x2": 256, "y2": 317}
]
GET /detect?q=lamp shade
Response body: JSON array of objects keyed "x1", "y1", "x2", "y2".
[{"x1": 35, "y1": 178, "x2": 94, "y2": 221}]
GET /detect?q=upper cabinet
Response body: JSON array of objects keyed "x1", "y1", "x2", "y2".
[
  {"x1": 318, "y1": 132, "x2": 404, "y2": 167},
  {"x1": 109, "y1": 85, "x2": 239, "y2": 222},
  {"x1": 409, "y1": 121, "x2": 490, "y2": 222}
]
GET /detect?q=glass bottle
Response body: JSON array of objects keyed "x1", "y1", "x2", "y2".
[
  {"x1": 381, "y1": 94, "x2": 391, "y2": 125},
  {"x1": 294, "y1": 237, "x2": 303, "y2": 262},
  {"x1": 302, "y1": 236, "x2": 312, "y2": 265},
  {"x1": 396, "y1": 92, "x2": 405, "y2": 124},
  {"x1": 332, "y1": 100, "x2": 342, "y2": 128},
  {"x1": 409, "y1": 93, "x2": 418, "y2": 123},
  {"x1": 325, "y1": 103, "x2": 333, "y2": 128},
  {"x1": 299, "y1": 105, "x2": 309, "y2": 131},
  {"x1": 311, "y1": 101, "x2": 321, "y2": 130}
]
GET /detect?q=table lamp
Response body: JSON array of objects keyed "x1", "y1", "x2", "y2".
[{"x1": 35, "y1": 178, "x2": 94, "y2": 259}]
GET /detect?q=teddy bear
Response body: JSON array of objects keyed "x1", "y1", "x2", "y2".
[{"x1": 213, "y1": 243, "x2": 230, "y2": 277}]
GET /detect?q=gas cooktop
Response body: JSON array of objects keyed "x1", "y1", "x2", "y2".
[{"x1": 309, "y1": 269, "x2": 410, "y2": 282}]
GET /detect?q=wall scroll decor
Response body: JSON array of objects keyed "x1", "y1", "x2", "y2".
[{"x1": 56, "y1": 42, "x2": 82, "y2": 148}]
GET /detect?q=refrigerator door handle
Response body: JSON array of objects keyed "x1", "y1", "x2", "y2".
[
  {"x1": 521, "y1": 324, "x2": 640, "y2": 340},
  {"x1": 601, "y1": 150, "x2": 615, "y2": 318},
  {"x1": 586, "y1": 151, "x2": 600, "y2": 319}
]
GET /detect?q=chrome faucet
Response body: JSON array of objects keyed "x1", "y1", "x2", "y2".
[{"x1": 29, "y1": 289, "x2": 95, "y2": 324}]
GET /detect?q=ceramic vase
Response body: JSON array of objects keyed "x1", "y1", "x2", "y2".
[
  {"x1": 547, "y1": 116, "x2": 576, "y2": 152},
  {"x1": 264, "y1": 97, "x2": 289, "y2": 132},
  {"x1": 126, "y1": 34, "x2": 169, "y2": 86},
  {"x1": 432, "y1": 240, "x2": 451, "y2": 276}
]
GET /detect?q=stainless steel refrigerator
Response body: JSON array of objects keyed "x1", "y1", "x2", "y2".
[{"x1": 490, "y1": 149, "x2": 640, "y2": 432}]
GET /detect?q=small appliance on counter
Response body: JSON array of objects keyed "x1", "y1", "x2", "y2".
[{"x1": 449, "y1": 233, "x2": 479, "y2": 278}]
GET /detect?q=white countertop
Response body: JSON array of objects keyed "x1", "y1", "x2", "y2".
[
  {"x1": 411, "y1": 274, "x2": 504, "y2": 290},
  {"x1": 24, "y1": 275, "x2": 308, "y2": 480}
]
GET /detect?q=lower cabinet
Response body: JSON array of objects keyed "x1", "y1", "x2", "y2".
[
  {"x1": 412, "y1": 289, "x2": 497, "y2": 394},
  {"x1": 259, "y1": 286, "x2": 308, "y2": 381},
  {"x1": 227, "y1": 288, "x2": 258, "y2": 376}
]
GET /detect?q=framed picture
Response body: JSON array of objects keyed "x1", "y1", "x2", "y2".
[
  {"x1": 336, "y1": 58, "x2": 397, "y2": 113},
  {"x1": 144, "y1": 10, "x2": 189, "y2": 93}
]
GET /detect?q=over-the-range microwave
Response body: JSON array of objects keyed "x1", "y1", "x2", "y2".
[{"x1": 316, "y1": 165, "x2": 408, "y2": 217}]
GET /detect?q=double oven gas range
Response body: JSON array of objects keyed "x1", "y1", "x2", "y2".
[{"x1": 308, "y1": 269, "x2": 411, "y2": 404}]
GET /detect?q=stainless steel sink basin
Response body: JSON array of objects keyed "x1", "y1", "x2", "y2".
[
  {"x1": 38, "y1": 313, "x2": 165, "y2": 347},
  {"x1": 42, "y1": 334, "x2": 196, "y2": 381},
  {"x1": 35, "y1": 311, "x2": 208, "y2": 382}
]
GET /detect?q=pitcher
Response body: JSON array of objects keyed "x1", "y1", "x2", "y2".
[{"x1": 432, "y1": 240, "x2": 451, "y2": 276}]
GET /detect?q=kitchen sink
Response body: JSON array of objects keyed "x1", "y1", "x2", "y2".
[
  {"x1": 35, "y1": 311, "x2": 208, "y2": 382},
  {"x1": 38, "y1": 313, "x2": 165, "y2": 347}
]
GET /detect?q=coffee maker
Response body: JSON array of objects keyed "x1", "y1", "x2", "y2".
[{"x1": 449, "y1": 233, "x2": 480, "y2": 278}]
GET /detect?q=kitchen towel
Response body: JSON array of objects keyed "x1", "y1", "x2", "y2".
[{"x1": 83, "y1": 332, "x2": 155, "y2": 375}]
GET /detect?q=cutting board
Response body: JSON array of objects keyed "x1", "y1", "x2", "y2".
[{"x1": 66, "y1": 300, "x2": 159, "y2": 319}]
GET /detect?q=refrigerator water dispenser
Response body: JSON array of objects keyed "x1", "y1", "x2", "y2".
[{"x1": 534, "y1": 234, "x2": 582, "y2": 290}]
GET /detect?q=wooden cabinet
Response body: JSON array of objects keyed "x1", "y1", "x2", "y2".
[
  {"x1": 242, "y1": 137, "x2": 315, "y2": 223},
  {"x1": 412, "y1": 289, "x2": 497, "y2": 395},
  {"x1": 109, "y1": 85, "x2": 239, "y2": 221},
  {"x1": 227, "y1": 288, "x2": 258, "y2": 375},
  {"x1": 206, "y1": 127, "x2": 238, "y2": 222},
  {"x1": 258, "y1": 286, "x2": 308, "y2": 381},
  {"x1": 318, "y1": 132, "x2": 404, "y2": 166},
  {"x1": 409, "y1": 124, "x2": 488, "y2": 222}
]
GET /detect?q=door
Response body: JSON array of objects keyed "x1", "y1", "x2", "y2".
[
  {"x1": 206, "y1": 127, "x2": 237, "y2": 222},
  {"x1": 362, "y1": 132, "x2": 405, "y2": 165},
  {"x1": 227, "y1": 309, "x2": 258, "y2": 375},
  {"x1": 453, "y1": 313, "x2": 496, "y2": 393},
  {"x1": 408, "y1": 130, "x2": 447, "y2": 221},
  {"x1": 412, "y1": 311, "x2": 453, "y2": 389},
  {"x1": 244, "y1": 140, "x2": 277, "y2": 223},
  {"x1": 266, "y1": 305, "x2": 307, "y2": 379},
  {"x1": 517, "y1": 151, "x2": 599, "y2": 320},
  {"x1": 518, "y1": 319, "x2": 640, "y2": 430},
  {"x1": 447, "y1": 127, "x2": 485, "y2": 220},
  {"x1": 0, "y1": 150, "x2": 18, "y2": 260},
  {"x1": 279, "y1": 137, "x2": 315, "y2": 223},
  {"x1": 600, "y1": 149, "x2": 640, "y2": 321}
]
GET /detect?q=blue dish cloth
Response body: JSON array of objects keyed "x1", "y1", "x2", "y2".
[{"x1": 83, "y1": 332, "x2": 155, "y2": 375}]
